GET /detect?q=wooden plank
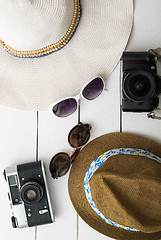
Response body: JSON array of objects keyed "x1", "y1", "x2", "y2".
[
  {"x1": 123, "y1": 0, "x2": 161, "y2": 142},
  {"x1": 37, "y1": 111, "x2": 78, "y2": 240},
  {"x1": 78, "y1": 64, "x2": 121, "y2": 240},
  {"x1": 127, "y1": 0, "x2": 161, "y2": 52},
  {"x1": 0, "y1": 106, "x2": 37, "y2": 239}
]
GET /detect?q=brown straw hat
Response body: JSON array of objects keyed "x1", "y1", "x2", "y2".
[{"x1": 68, "y1": 132, "x2": 161, "y2": 240}]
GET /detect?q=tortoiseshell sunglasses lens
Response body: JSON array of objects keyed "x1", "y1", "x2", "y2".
[
  {"x1": 68, "y1": 123, "x2": 91, "y2": 148},
  {"x1": 50, "y1": 152, "x2": 71, "y2": 179}
]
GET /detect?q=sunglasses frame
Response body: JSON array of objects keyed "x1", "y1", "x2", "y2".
[
  {"x1": 49, "y1": 122, "x2": 91, "y2": 179},
  {"x1": 49, "y1": 76, "x2": 105, "y2": 118}
]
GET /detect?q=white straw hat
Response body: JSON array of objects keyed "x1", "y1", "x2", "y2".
[{"x1": 0, "y1": 0, "x2": 133, "y2": 111}]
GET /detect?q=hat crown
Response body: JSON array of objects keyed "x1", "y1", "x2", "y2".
[
  {"x1": 0, "y1": 0, "x2": 74, "y2": 50},
  {"x1": 89, "y1": 154, "x2": 161, "y2": 234}
]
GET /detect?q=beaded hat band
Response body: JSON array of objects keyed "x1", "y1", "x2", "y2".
[{"x1": 0, "y1": 0, "x2": 81, "y2": 58}]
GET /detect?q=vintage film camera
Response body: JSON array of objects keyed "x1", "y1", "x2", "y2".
[
  {"x1": 3, "y1": 161, "x2": 54, "y2": 228},
  {"x1": 121, "y1": 51, "x2": 161, "y2": 112}
]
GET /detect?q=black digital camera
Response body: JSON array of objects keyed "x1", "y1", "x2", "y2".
[
  {"x1": 3, "y1": 161, "x2": 54, "y2": 228},
  {"x1": 121, "y1": 51, "x2": 161, "y2": 112}
]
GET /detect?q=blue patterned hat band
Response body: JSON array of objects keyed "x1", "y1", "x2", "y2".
[{"x1": 84, "y1": 148, "x2": 161, "y2": 232}]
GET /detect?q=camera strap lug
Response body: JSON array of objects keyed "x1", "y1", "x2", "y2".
[
  {"x1": 149, "y1": 48, "x2": 161, "y2": 61},
  {"x1": 147, "y1": 108, "x2": 161, "y2": 120}
]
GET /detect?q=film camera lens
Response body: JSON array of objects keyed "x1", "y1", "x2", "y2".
[
  {"x1": 21, "y1": 181, "x2": 43, "y2": 205},
  {"x1": 123, "y1": 70, "x2": 156, "y2": 102}
]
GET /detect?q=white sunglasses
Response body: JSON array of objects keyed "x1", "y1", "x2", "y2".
[{"x1": 49, "y1": 76, "x2": 106, "y2": 118}]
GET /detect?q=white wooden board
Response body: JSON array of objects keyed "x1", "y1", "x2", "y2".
[
  {"x1": 0, "y1": 1, "x2": 161, "y2": 240},
  {"x1": 0, "y1": 106, "x2": 37, "y2": 239},
  {"x1": 37, "y1": 112, "x2": 78, "y2": 240},
  {"x1": 124, "y1": 0, "x2": 161, "y2": 142}
]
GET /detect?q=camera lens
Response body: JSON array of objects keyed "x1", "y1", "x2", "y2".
[
  {"x1": 26, "y1": 189, "x2": 37, "y2": 200},
  {"x1": 129, "y1": 76, "x2": 150, "y2": 97},
  {"x1": 123, "y1": 70, "x2": 156, "y2": 102},
  {"x1": 21, "y1": 182, "x2": 43, "y2": 205}
]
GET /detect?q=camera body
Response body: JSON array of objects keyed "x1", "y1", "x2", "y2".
[
  {"x1": 122, "y1": 51, "x2": 161, "y2": 112},
  {"x1": 3, "y1": 160, "x2": 54, "y2": 228}
]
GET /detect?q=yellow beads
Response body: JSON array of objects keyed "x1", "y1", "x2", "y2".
[{"x1": 0, "y1": 0, "x2": 81, "y2": 58}]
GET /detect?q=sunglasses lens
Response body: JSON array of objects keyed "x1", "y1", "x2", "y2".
[
  {"x1": 52, "y1": 98, "x2": 77, "y2": 117},
  {"x1": 82, "y1": 77, "x2": 104, "y2": 100},
  {"x1": 68, "y1": 123, "x2": 91, "y2": 148},
  {"x1": 50, "y1": 153, "x2": 71, "y2": 178}
]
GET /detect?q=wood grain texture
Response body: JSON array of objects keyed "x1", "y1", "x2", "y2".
[{"x1": 0, "y1": 106, "x2": 37, "y2": 239}]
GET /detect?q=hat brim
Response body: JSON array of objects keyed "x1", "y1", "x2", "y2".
[
  {"x1": 68, "y1": 132, "x2": 161, "y2": 240},
  {"x1": 0, "y1": 0, "x2": 133, "y2": 110}
]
